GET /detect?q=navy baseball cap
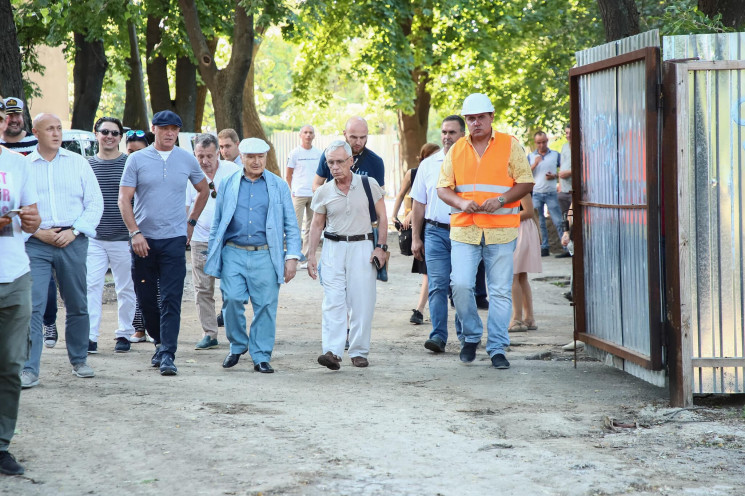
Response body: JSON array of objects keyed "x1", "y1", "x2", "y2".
[{"x1": 152, "y1": 110, "x2": 183, "y2": 128}]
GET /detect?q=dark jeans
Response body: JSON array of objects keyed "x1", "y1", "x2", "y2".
[
  {"x1": 131, "y1": 236, "x2": 187, "y2": 356},
  {"x1": 43, "y1": 276, "x2": 57, "y2": 326},
  {"x1": 0, "y1": 273, "x2": 31, "y2": 451}
]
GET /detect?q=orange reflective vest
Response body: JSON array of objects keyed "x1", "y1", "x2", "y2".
[{"x1": 450, "y1": 132, "x2": 520, "y2": 229}]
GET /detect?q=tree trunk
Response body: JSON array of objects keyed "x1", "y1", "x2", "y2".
[
  {"x1": 71, "y1": 32, "x2": 108, "y2": 131},
  {"x1": 195, "y1": 38, "x2": 218, "y2": 132},
  {"x1": 123, "y1": 19, "x2": 149, "y2": 130},
  {"x1": 174, "y1": 56, "x2": 197, "y2": 131},
  {"x1": 397, "y1": 68, "x2": 431, "y2": 172},
  {"x1": 242, "y1": 53, "x2": 279, "y2": 176},
  {"x1": 699, "y1": 0, "x2": 745, "y2": 29},
  {"x1": 179, "y1": 0, "x2": 255, "y2": 156},
  {"x1": 145, "y1": 15, "x2": 198, "y2": 130},
  {"x1": 596, "y1": 0, "x2": 640, "y2": 42},
  {"x1": 0, "y1": 0, "x2": 30, "y2": 131},
  {"x1": 145, "y1": 15, "x2": 171, "y2": 114}
]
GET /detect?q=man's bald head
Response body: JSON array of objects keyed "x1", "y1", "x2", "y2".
[
  {"x1": 32, "y1": 113, "x2": 63, "y2": 154},
  {"x1": 299, "y1": 124, "x2": 315, "y2": 149},
  {"x1": 343, "y1": 117, "x2": 369, "y2": 155}
]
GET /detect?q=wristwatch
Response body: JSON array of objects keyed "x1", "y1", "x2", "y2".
[
  {"x1": 376, "y1": 244, "x2": 388, "y2": 252},
  {"x1": 497, "y1": 196, "x2": 506, "y2": 207},
  {"x1": 187, "y1": 218, "x2": 197, "y2": 227},
  {"x1": 129, "y1": 230, "x2": 141, "y2": 239},
  {"x1": 72, "y1": 228, "x2": 80, "y2": 237}
]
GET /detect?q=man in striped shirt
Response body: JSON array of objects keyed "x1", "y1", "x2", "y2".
[
  {"x1": 0, "y1": 97, "x2": 38, "y2": 156},
  {"x1": 86, "y1": 117, "x2": 137, "y2": 354},
  {"x1": 21, "y1": 113, "x2": 104, "y2": 388}
]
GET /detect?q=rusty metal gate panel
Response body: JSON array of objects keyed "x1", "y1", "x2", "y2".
[
  {"x1": 663, "y1": 33, "x2": 745, "y2": 400},
  {"x1": 570, "y1": 31, "x2": 664, "y2": 373}
]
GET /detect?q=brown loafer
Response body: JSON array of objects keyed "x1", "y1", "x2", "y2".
[
  {"x1": 351, "y1": 356, "x2": 369, "y2": 368},
  {"x1": 317, "y1": 351, "x2": 341, "y2": 370}
]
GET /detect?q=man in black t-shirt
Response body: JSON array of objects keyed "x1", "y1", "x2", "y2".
[{"x1": 312, "y1": 116, "x2": 385, "y2": 191}]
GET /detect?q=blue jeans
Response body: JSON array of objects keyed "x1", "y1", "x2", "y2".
[
  {"x1": 424, "y1": 224, "x2": 461, "y2": 344},
  {"x1": 451, "y1": 238, "x2": 516, "y2": 357},
  {"x1": 25, "y1": 236, "x2": 90, "y2": 376},
  {"x1": 131, "y1": 236, "x2": 187, "y2": 357},
  {"x1": 532, "y1": 191, "x2": 565, "y2": 251},
  {"x1": 220, "y1": 246, "x2": 279, "y2": 364}
]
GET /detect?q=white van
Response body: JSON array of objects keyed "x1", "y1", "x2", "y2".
[{"x1": 62, "y1": 129, "x2": 97, "y2": 157}]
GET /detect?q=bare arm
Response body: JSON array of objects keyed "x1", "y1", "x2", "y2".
[
  {"x1": 391, "y1": 169, "x2": 413, "y2": 221},
  {"x1": 306, "y1": 210, "x2": 326, "y2": 279},
  {"x1": 286, "y1": 167, "x2": 294, "y2": 189},
  {"x1": 119, "y1": 185, "x2": 149, "y2": 257},
  {"x1": 437, "y1": 186, "x2": 480, "y2": 214},
  {"x1": 312, "y1": 174, "x2": 325, "y2": 193},
  {"x1": 519, "y1": 194, "x2": 534, "y2": 222},
  {"x1": 558, "y1": 169, "x2": 571, "y2": 179},
  {"x1": 411, "y1": 200, "x2": 425, "y2": 261}
]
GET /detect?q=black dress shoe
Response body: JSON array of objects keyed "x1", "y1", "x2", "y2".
[
  {"x1": 222, "y1": 351, "x2": 246, "y2": 368},
  {"x1": 253, "y1": 362, "x2": 274, "y2": 373}
]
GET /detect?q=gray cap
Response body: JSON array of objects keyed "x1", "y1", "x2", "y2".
[{"x1": 238, "y1": 137, "x2": 270, "y2": 154}]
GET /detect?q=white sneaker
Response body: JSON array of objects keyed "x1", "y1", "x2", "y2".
[
  {"x1": 20, "y1": 370, "x2": 39, "y2": 389},
  {"x1": 562, "y1": 340, "x2": 585, "y2": 351},
  {"x1": 72, "y1": 362, "x2": 95, "y2": 378}
]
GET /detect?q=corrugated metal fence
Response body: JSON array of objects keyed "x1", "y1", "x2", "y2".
[{"x1": 664, "y1": 33, "x2": 745, "y2": 395}]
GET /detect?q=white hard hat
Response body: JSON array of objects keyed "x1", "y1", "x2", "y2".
[
  {"x1": 238, "y1": 137, "x2": 270, "y2": 154},
  {"x1": 460, "y1": 93, "x2": 494, "y2": 115}
]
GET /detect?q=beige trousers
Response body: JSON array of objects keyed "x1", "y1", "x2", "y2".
[
  {"x1": 190, "y1": 241, "x2": 219, "y2": 338},
  {"x1": 293, "y1": 196, "x2": 313, "y2": 259}
]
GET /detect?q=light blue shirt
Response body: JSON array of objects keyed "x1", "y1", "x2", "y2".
[
  {"x1": 527, "y1": 149, "x2": 561, "y2": 194},
  {"x1": 26, "y1": 146, "x2": 103, "y2": 238},
  {"x1": 120, "y1": 145, "x2": 205, "y2": 240},
  {"x1": 224, "y1": 174, "x2": 268, "y2": 246}
]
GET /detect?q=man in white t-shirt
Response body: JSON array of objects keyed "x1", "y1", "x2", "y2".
[
  {"x1": 186, "y1": 134, "x2": 240, "y2": 350},
  {"x1": 0, "y1": 99, "x2": 42, "y2": 475},
  {"x1": 285, "y1": 125, "x2": 321, "y2": 265}
]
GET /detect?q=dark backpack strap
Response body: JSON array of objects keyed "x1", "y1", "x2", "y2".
[{"x1": 361, "y1": 176, "x2": 377, "y2": 223}]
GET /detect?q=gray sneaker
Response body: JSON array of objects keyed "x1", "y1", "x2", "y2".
[
  {"x1": 72, "y1": 362, "x2": 95, "y2": 378},
  {"x1": 20, "y1": 370, "x2": 39, "y2": 389}
]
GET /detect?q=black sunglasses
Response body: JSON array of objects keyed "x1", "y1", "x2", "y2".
[
  {"x1": 209, "y1": 181, "x2": 217, "y2": 198},
  {"x1": 98, "y1": 129, "x2": 121, "y2": 137}
]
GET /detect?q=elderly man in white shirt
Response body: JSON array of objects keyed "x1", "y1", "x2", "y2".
[
  {"x1": 21, "y1": 113, "x2": 104, "y2": 388},
  {"x1": 187, "y1": 134, "x2": 239, "y2": 350}
]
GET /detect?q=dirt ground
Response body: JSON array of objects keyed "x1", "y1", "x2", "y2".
[{"x1": 4, "y1": 242, "x2": 745, "y2": 496}]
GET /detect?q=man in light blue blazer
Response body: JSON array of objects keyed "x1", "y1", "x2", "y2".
[{"x1": 205, "y1": 138, "x2": 301, "y2": 373}]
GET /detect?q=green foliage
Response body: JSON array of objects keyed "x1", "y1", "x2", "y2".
[
  {"x1": 290, "y1": 0, "x2": 605, "y2": 140},
  {"x1": 639, "y1": 0, "x2": 732, "y2": 35}
]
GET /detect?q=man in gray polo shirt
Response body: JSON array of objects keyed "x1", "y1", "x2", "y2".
[{"x1": 119, "y1": 110, "x2": 209, "y2": 376}]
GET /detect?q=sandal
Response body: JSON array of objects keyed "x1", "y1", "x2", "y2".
[
  {"x1": 523, "y1": 319, "x2": 538, "y2": 331},
  {"x1": 508, "y1": 320, "x2": 528, "y2": 332}
]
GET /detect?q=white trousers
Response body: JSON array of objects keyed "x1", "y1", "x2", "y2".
[
  {"x1": 86, "y1": 239, "x2": 136, "y2": 341},
  {"x1": 320, "y1": 239, "x2": 377, "y2": 358}
]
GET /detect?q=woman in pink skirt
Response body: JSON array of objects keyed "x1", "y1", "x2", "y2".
[{"x1": 510, "y1": 194, "x2": 542, "y2": 332}]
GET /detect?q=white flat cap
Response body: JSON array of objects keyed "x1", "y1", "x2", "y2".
[{"x1": 238, "y1": 137, "x2": 270, "y2": 154}]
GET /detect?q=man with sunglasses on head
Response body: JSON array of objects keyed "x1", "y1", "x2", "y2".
[
  {"x1": 119, "y1": 110, "x2": 209, "y2": 376},
  {"x1": 85, "y1": 117, "x2": 138, "y2": 354},
  {"x1": 186, "y1": 134, "x2": 239, "y2": 350}
]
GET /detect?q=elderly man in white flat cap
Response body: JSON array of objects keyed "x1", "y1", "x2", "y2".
[{"x1": 205, "y1": 137, "x2": 301, "y2": 374}]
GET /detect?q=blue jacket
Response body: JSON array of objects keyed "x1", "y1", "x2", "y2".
[{"x1": 205, "y1": 169, "x2": 301, "y2": 284}]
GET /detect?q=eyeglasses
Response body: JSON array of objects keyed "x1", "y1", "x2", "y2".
[
  {"x1": 98, "y1": 129, "x2": 121, "y2": 137},
  {"x1": 327, "y1": 157, "x2": 351, "y2": 167},
  {"x1": 209, "y1": 181, "x2": 217, "y2": 198},
  {"x1": 126, "y1": 130, "x2": 146, "y2": 138}
]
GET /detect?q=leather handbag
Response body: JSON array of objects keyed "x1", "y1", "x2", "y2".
[
  {"x1": 361, "y1": 176, "x2": 389, "y2": 282},
  {"x1": 394, "y1": 218, "x2": 413, "y2": 256}
]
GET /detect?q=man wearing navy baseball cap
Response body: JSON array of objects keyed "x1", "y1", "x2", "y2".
[{"x1": 118, "y1": 110, "x2": 210, "y2": 375}]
